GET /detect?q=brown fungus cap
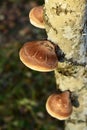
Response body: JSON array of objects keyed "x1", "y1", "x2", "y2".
[
  {"x1": 29, "y1": 6, "x2": 45, "y2": 29},
  {"x1": 19, "y1": 40, "x2": 58, "y2": 72},
  {"x1": 46, "y1": 91, "x2": 72, "y2": 120}
]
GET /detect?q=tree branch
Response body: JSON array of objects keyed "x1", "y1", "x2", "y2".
[{"x1": 44, "y1": 0, "x2": 87, "y2": 129}]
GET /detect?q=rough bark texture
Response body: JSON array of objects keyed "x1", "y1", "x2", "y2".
[{"x1": 44, "y1": 0, "x2": 87, "y2": 130}]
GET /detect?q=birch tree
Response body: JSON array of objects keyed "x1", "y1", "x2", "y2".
[{"x1": 44, "y1": 0, "x2": 87, "y2": 130}]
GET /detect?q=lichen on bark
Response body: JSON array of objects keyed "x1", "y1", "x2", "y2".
[{"x1": 44, "y1": 0, "x2": 87, "y2": 130}]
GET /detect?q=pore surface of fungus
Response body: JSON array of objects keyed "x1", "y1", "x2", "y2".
[
  {"x1": 19, "y1": 40, "x2": 58, "y2": 72},
  {"x1": 46, "y1": 91, "x2": 72, "y2": 120},
  {"x1": 29, "y1": 6, "x2": 45, "y2": 29}
]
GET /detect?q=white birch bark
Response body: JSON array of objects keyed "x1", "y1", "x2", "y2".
[{"x1": 44, "y1": 0, "x2": 87, "y2": 130}]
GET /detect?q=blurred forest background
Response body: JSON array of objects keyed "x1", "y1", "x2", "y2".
[{"x1": 0, "y1": 0, "x2": 64, "y2": 130}]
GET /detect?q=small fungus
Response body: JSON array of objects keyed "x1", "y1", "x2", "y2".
[
  {"x1": 46, "y1": 91, "x2": 72, "y2": 120},
  {"x1": 29, "y1": 6, "x2": 45, "y2": 29}
]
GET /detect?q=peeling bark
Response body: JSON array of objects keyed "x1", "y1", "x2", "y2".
[{"x1": 44, "y1": 0, "x2": 87, "y2": 130}]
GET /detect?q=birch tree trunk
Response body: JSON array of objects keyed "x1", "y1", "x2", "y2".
[{"x1": 44, "y1": 0, "x2": 87, "y2": 130}]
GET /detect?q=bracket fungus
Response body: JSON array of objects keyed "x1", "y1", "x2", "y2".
[
  {"x1": 46, "y1": 91, "x2": 72, "y2": 120},
  {"x1": 29, "y1": 6, "x2": 45, "y2": 29},
  {"x1": 19, "y1": 40, "x2": 58, "y2": 72}
]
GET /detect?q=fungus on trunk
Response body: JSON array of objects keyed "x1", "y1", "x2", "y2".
[
  {"x1": 46, "y1": 91, "x2": 72, "y2": 120},
  {"x1": 19, "y1": 40, "x2": 58, "y2": 72},
  {"x1": 29, "y1": 6, "x2": 45, "y2": 29}
]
